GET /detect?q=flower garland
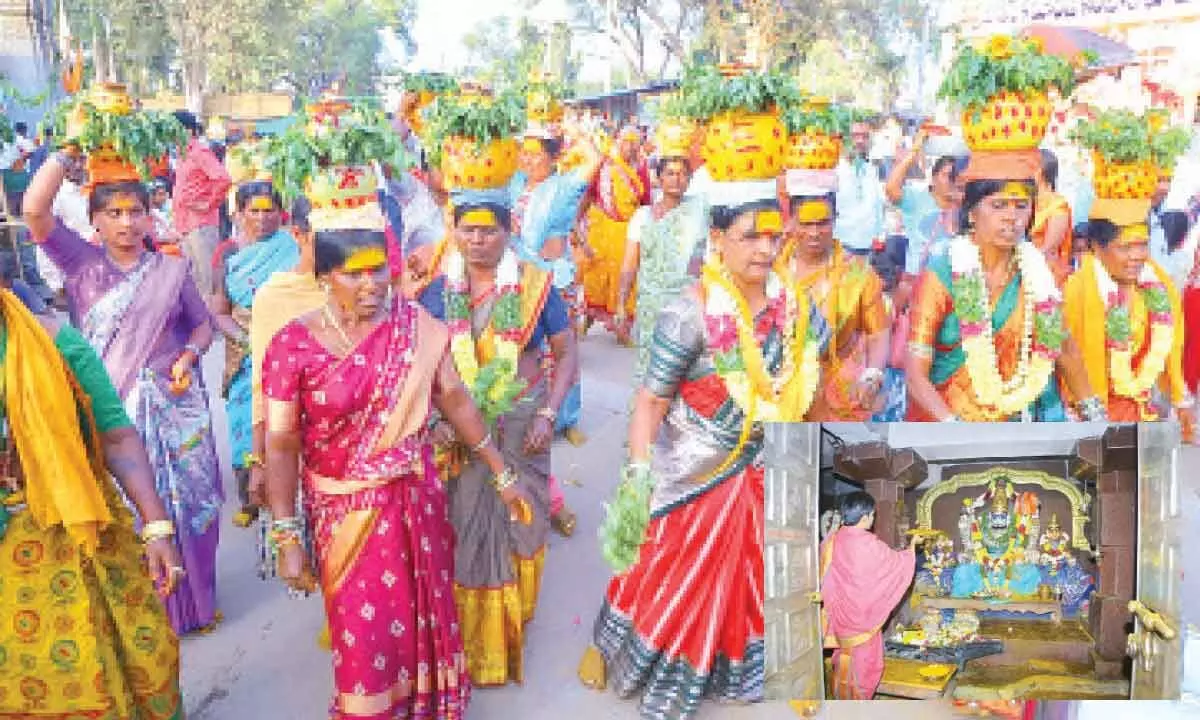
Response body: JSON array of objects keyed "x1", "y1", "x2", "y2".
[
  {"x1": 444, "y1": 248, "x2": 528, "y2": 424},
  {"x1": 1092, "y1": 258, "x2": 1174, "y2": 407},
  {"x1": 700, "y1": 257, "x2": 821, "y2": 421},
  {"x1": 948, "y1": 236, "x2": 1066, "y2": 418}
]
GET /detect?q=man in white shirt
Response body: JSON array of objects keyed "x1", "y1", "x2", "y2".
[{"x1": 835, "y1": 120, "x2": 885, "y2": 255}]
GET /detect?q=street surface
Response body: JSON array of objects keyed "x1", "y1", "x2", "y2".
[{"x1": 183, "y1": 330, "x2": 797, "y2": 719}]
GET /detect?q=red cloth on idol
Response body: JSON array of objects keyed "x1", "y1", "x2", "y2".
[{"x1": 819, "y1": 526, "x2": 915, "y2": 698}]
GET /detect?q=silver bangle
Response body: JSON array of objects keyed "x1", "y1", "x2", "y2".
[{"x1": 471, "y1": 433, "x2": 492, "y2": 453}]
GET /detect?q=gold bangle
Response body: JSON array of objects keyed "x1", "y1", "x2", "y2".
[{"x1": 141, "y1": 519, "x2": 176, "y2": 543}]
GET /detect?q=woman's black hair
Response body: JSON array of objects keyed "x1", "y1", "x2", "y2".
[
  {"x1": 235, "y1": 181, "x2": 282, "y2": 212},
  {"x1": 1082, "y1": 219, "x2": 1120, "y2": 249},
  {"x1": 452, "y1": 202, "x2": 512, "y2": 231},
  {"x1": 313, "y1": 229, "x2": 388, "y2": 276},
  {"x1": 1039, "y1": 148, "x2": 1059, "y2": 191},
  {"x1": 290, "y1": 196, "x2": 312, "y2": 233},
  {"x1": 839, "y1": 491, "x2": 876, "y2": 526},
  {"x1": 710, "y1": 199, "x2": 779, "y2": 232},
  {"x1": 788, "y1": 191, "x2": 837, "y2": 218},
  {"x1": 1161, "y1": 210, "x2": 1191, "y2": 253},
  {"x1": 958, "y1": 178, "x2": 1037, "y2": 234},
  {"x1": 930, "y1": 156, "x2": 959, "y2": 182},
  {"x1": 654, "y1": 156, "x2": 690, "y2": 176},
  {"x1": 529, "y1": 136, "x2": 563, "y2": 159},
  {"x1": 88, "y1": 181, "x2": 150, "y2": 220}
]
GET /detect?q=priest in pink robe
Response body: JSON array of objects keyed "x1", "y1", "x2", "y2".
[{"x1": 819, "y1": 491, "x2": 921, "y2": 699}]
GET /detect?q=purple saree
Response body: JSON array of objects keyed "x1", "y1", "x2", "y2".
[{"x1": 39, "y1": 221, "x2": 224, "y2": 635}]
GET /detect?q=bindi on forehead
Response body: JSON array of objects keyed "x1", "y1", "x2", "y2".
[
  {"x1": 107, "y1": 195, "x2": 145, "y2": 212},
  {"x1": 341, "y1": 246, "x2": 387, "y2": 273}
]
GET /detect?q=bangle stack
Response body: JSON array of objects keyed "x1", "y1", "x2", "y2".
[
  {"x1": 1078, "y1": 396, "x2": 1107, "y2": 422},
  {"x1": 141, "y1": 519, "x2": 176, "y2": 543},
  {"x1": 471, "y1": 433, "x2": 492, "y2": 453},
  {"x1": 490, "y1": 467, "x2": 517, "y2": 493},
  {"x1": 269, "y1": 517, "x2": 304, "y2": 551}
]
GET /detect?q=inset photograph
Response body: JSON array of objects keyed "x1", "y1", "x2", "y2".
[{"x1": 764, "y1": 422, "x2": 1187, "y2": 704}]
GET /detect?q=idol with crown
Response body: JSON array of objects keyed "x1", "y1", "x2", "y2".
[
  {"x1": 578, "y1": 62, "x2": 826, "y2": 717},
  {"x1": 950, "y1": 479, "x2": 1043, "y2": 599},
  {"x1": 1063, "y1": 109, "x2": 1195, "y2": 436},
  {"x1": 415, "y1": 83, "x2": 582, "y2": 687},
  {"x1": 908, "y1": 35, "x2": 1106, "y2": 422}
]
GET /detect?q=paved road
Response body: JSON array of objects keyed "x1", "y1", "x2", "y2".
[{"x1": 182, "y1": 331, "x2": 798, "y2": 720}]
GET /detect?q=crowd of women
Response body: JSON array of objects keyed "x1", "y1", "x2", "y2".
[{"x1": 2, "y1": 42, "x2": 1199, "y2": 720}]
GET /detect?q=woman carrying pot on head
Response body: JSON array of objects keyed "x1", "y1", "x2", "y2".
[
  {"x1": 261, "y1": 174, "x2": 517, "y2": 718},
  {"x1": 904, "y1": 150, "x2": 1102, "y2": 422},
  {"x1": 578, "y1": 181, "x2": 828, "y2": 719},
  {"x1": 778, "y1": 180, "x2": 891, "y2": 421},
  {"x1": 1030, "y1": 148, "x2": 1073, "y2": 286},
  {"x1": 418, "y1": 187, "x2": 579, "y2": 687},
  {"x1": 0, "y1": 274, "x2": 185, "y2": 718},
  {"x1": 211, "y1": 181, "x2": 299, "y2": 529},
  {"x1": 24, "y1": 150, "x2": 224, "y2": 637}
]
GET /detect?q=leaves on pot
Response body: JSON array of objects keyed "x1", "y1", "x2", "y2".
[
  {"x1": 255, "y1": 100, "x2": 411, "y2": 203},
  {"x1": 937, "y1": 37, "x2": 1078, "y2": 116},
  {"x1": 420, "y1": 90, "x2": 526, "y2": 168},
  {"x1": 47, "y1": 100, "x2": 188, "y2": 178},
  {"x1": 1069, "y1": 109, "x2": 1153, "y2": 164},
  {"x1": 665, "y1": 64, "x2": 800, "y2": 121},
  {"x1": 401, "y1": 72, "x2": 460, "y2": 95}
]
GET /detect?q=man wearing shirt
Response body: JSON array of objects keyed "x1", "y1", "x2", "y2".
[
  {"x1": 172, "y1": 111, "x2": 232, "y2": 296},
  {"x1": 835, "y1": 120, "x2": 885, "y2": 256}
]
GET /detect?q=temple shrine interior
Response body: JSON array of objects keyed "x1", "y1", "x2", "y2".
[{"x1": 818, "y1": 423, "x2": 1158, "y2": 701}]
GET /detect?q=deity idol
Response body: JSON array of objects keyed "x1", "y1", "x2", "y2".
[
  {"x1": 1036, "y1": 513, "x2": 1095, "y2": 617},
  {"x1": 915, "y1": 532, "x2": 957, "y2": 597},
  {"x1": 950, "y1": 480, "x2": 1042, "y2": 599}
]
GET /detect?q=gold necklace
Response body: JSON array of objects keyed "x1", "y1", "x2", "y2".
[{"x1": 322, "y1": 304, "x2": 356, "y2": 352}]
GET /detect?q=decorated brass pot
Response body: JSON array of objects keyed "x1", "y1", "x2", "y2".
[
  {"x1": 786, "y1": 128, "x2": 842, "y2": 170},
  {"x1": 88, "y1": 83, "x2": 132, "y2": 116},
  {"x1": 1091, "y1": 155, "x2": 1158, "y2": 200},
  {"x1": 961, "y1": 90, "x2": 1053, "y2": 151},
  {"x1": 702, "y1": 110, "x2": 787, "y2": 182},
  {"x1": 442, "y1": 136, "x2": 519, "y2": 190}
]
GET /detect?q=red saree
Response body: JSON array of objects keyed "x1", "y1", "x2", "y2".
[{"x1": 263, "y1": 299, "x2": 468, "y2": 720}]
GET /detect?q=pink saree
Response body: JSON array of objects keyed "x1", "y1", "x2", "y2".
[{"x1": 263, "y1": 298, "x2": 468, "y2": 719}]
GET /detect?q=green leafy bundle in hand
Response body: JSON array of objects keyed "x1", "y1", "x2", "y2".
[
  {"x1": 599, "y1": 462, "x2": 655, "y2": 574},
  {"x1": 470, "y1": 358, "x2": 529, "y2": 425}
]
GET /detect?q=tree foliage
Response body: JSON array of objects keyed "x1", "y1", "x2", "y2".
[{"x1": 460, "y1": 15, "x2": 581, "y2": 90}]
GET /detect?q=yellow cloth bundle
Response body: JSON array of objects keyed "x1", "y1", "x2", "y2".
[{"x1": 1, "y1": 290, "x2": 112, "y2": 554}]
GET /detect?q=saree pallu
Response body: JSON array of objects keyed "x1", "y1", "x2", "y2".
[
  {"x1": 582, "y1": 157, "x2": 646, "y2": 326},
  {"x1": 1185, "y1": 284, "x2": 1200, "y2": 395},
  {"x1": 0, "y1": 509, "x2": 183, "y2": 719},
  {"x1": 223, "y1": 231, "x2": 300, "y2": 478},
  {"x1": 906, "y1": 255, "x2": 1065, "y2": 422},
  {"x1": 127, "y1": 368, "x2": 223, "y2": 635},
  {"x1": 307, "y1": 450, "x2": 467, "y2": 720},
  {"x1": 450, "y1": 378, "x2": 552, "y2": 686},
  {"x1": 793, "y1": 250, "x2": 888, "y2": 421},
  {"x1": 1063, "y1": 255, "x2": 1188, "y2": 421},
  {"x1": 593, "y1": 297, "x2": 775, "y2": 720}
]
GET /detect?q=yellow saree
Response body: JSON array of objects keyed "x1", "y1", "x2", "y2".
[{"x1": 582, "y1": 153, "x2": 646, "y2": 325}]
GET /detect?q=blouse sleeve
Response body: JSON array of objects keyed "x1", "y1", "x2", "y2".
[
  {"x1": 54, "y1": 325, "x2": 133, "y2": 433},
  {"x1": 262, "y1": 322, "x2": 305, "y2": 403},
  {"x1": 35, "y1": 220, "x2": 98, "y2": 278},
  {"x1": 643, "y1": 295, "x2": 705, "y2": 398},
  {"x1": 538, "y1": 287, "x2": 571, "y2": 339}
]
